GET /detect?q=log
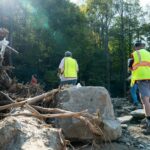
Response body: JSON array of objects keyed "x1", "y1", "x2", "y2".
[
  {"x1": 4, "y1": 111, "x2": 85, "y2": 119},
  {"x1": 32, "y1": 105, "x2": 72, "y2": 113},
  {"x1": 26, "y1": 89, "x2": 59, "y2": 104},
  {"x1": 0, "y1": 101, "x2": 26, "y2": 111},
  {"x1": 25, "y1": 103, "x2": 40, "y2": 115},
  {"x1": 0, "y1": 89, "x2": 59, "y2": 111}
]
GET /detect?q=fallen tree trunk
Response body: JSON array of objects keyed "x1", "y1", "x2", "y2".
[
  {"x1": 32, "y1": 105, "x2": 76, "y2": 113},
  {"x1": 0, "y1": 89, "x2": 59, "y2": 111},
  {"x1": 26, "y1": 89, "x2": 59, "y2": 104}
]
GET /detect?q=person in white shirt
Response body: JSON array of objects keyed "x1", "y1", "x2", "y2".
[{"x1": 58, "y1": 51, "x2": 79, "y2": 87}]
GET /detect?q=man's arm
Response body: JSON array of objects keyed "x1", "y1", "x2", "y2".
[
  {"x1": 58, "y1": 58, "x2": 64, "y2": 74},
  {"x1": 128, "y1": 55, "x2": 134, "y2": 70}
]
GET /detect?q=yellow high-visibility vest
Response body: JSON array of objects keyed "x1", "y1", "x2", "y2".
[
  {"x1": 131, "y1": 49, "x2": 150, "y2": 86},
  {"x1": 64, "y1": 57, "x2": 78, "y2": 78}
]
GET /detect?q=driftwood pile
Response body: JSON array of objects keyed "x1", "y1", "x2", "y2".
[
  {"x1": 0, "y1": 78, "x2": 105, "y2": 149},
  {"x1": 0, "y1": 86, "x2": 104, "y2": 135}
]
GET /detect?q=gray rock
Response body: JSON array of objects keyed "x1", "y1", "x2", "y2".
[
  {"x1": 130, "y1": 109, "x2": 145, "y2": 118},
  {"x1": 56, "y1": 86, "x2": 122, "y2": 141},
  {"x1": 138, "y1": 144, "x2": 145, "y2": 149},
  {"x1": 0, "y1": 114, "x2": 65, "y2": 150}
]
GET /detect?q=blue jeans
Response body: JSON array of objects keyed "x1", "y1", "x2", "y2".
[
  {"x1": 60, "y1": 79, "x2": 77, "y2": 87},
  {"x1": 130, "y1": 83, "x2": 139, "y2": 104}
]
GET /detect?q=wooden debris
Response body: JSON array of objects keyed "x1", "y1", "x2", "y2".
[
  {"x1": 0, "y1": 91, "x2": 15, "y2": 102},
  {"x1": 0, "y1": 85, "x2": 104, "y2": 140},
  {"x1": 2, "y1": 108, "x2": 103, "y2": 136}
]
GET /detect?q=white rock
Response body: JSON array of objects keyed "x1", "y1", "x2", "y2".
[
  {"x1": 117, "y1": 115, "x2": 133, "y2": 123},
  {"x1": 130, "y1": 109, "x2": 145, "y2": 118}
]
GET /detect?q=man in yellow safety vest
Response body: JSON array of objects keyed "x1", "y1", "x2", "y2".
[
  {"x1": 129, "y1": 41, "x2": 150, "y2": 135},
  {"x1": 58, "y1": 51, "x2": 79, "y2": 87}
]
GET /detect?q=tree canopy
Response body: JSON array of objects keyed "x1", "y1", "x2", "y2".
[{"x1": 0, "y1": 0, "x2": 149, "y2": 96}]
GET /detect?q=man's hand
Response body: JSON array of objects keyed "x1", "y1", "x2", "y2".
[{"x1": 128, "y1": 58, "x2": 134, "y2": 70}]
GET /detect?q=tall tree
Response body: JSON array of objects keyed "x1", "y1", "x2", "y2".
[{"x1": 85, "y1": 0, "x2": 115, "y2": 91}]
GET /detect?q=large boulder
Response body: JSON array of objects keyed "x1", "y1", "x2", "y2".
[
  {"x1": 55, "y1": 86, "x2": 122, "y2": 141},
  {"x1": 0, "y1": 112, "x2": 66, "y2": 150}
]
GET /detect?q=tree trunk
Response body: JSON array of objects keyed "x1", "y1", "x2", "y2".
[
  {"x1": 104, "y1": 21, "x2": 110, "y2": 91},
  {"x1": 120, "y1": 0, "x2": 127, "y2": 97}
]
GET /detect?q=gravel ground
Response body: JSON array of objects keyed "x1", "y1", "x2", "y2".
[{"x1": 69, "y1": 98, "x2": 150, "y2": 150}]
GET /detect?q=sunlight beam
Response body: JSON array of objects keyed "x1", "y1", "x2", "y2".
[{"x1": 69, "y1": 0, "x2": 84, "y2": 5}]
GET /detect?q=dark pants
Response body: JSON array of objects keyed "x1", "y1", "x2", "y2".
[
  {"x1": 138, "y1": 80, "x2": 150, "y2": 97},
  {"x1": 60, "y1": 79, "x2": 77, "y2": 87}
]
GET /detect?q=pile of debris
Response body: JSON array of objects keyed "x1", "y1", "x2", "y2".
[{"x1": 0, "y1": 78, "x2": 122, "y2": 150}]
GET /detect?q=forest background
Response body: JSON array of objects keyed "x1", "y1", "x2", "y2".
[{"x1": 0, "y1": 0, "x2": 150, "y2": 97}]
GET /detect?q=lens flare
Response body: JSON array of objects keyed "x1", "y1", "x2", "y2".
[{"x1": 19, "y1": 0, "x2": 49, "y2": 29}]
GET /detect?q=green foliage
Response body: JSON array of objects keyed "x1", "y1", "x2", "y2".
[{"x1": 0, "y1": 0, "x2": 149, "y2": 96}]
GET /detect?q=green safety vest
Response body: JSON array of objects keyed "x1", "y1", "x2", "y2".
[
  {"x1": 64, "y1": 57, "x2": 78, "y2": 78},
  {"x1": 131, "y1": 49, "x2": 150, "y2": 86}
]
